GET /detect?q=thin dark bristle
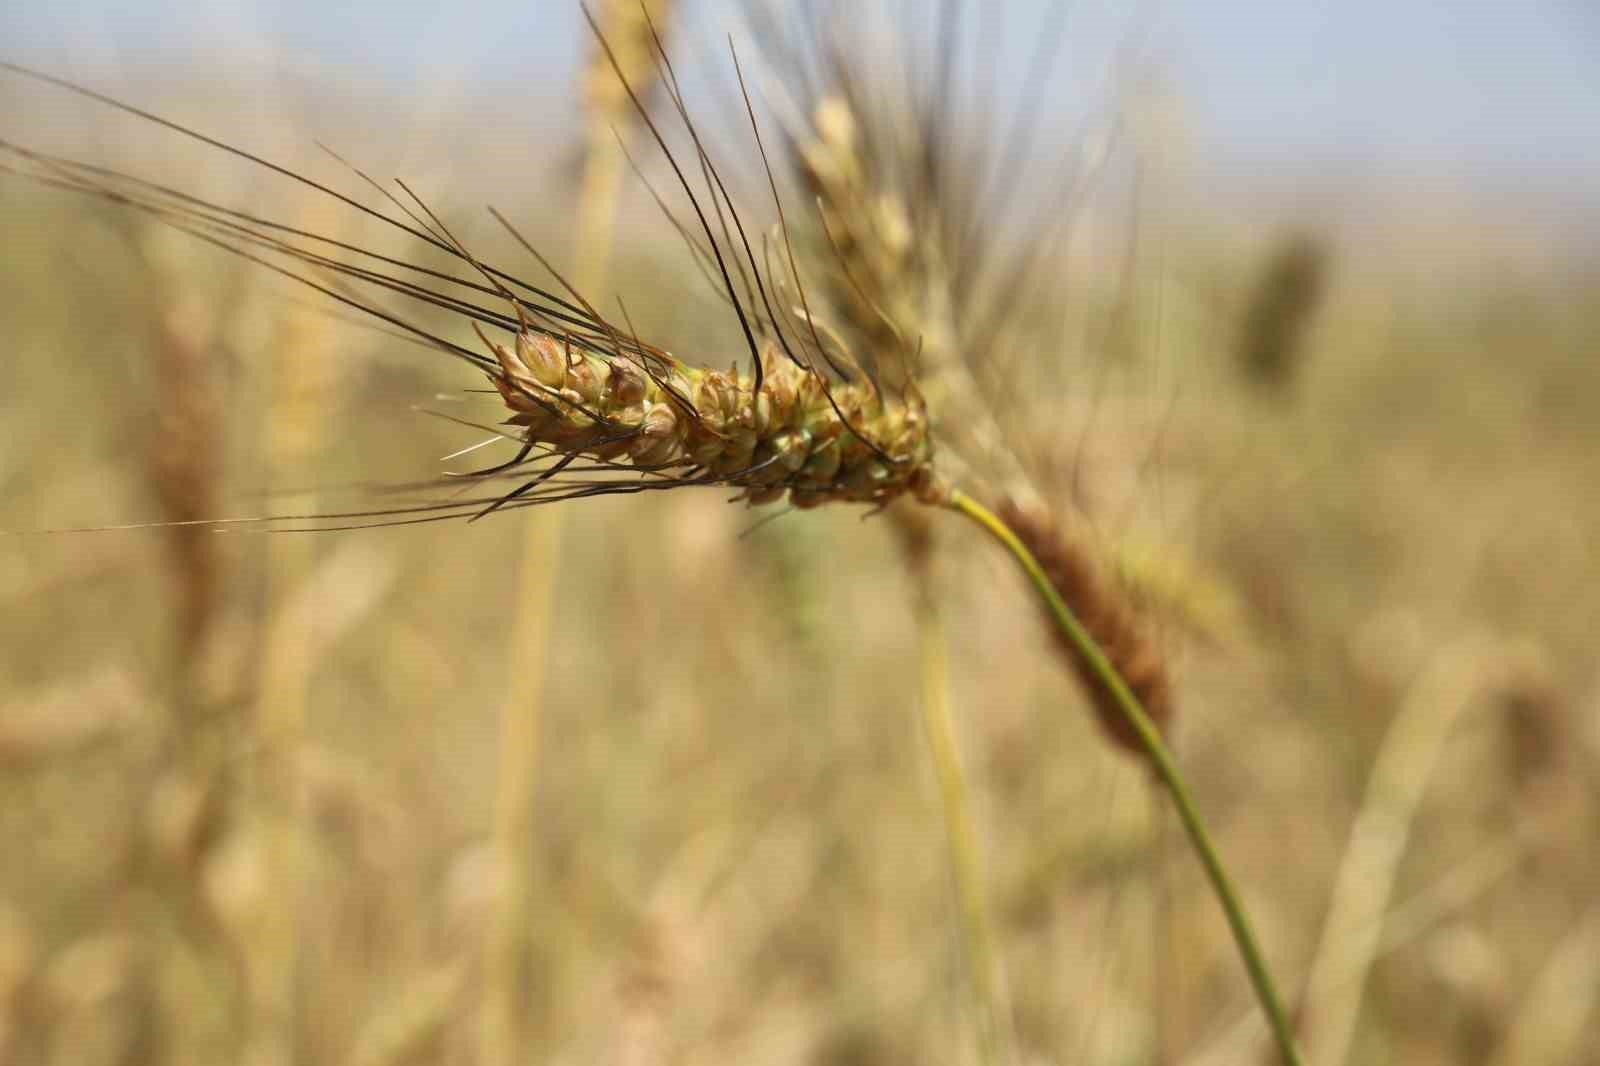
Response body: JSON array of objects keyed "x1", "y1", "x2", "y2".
[
  {"x1": 579, "y1": 1, "x2": 769, "y2": 387},
  {"x1": 0, "y1": 139, "x2": 603, "y2": 353},
  {"x1": 726, "y1": 36, "x2": 900, "y2": 468},
  {"x1": 0, "y1": 61, "x2": 601, "y2": 325},
  {"x1": 637, "y1": 3, "x2": 801, "y2": 392}
]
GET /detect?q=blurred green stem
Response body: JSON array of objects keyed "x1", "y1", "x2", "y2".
[
  {"x1": 914, "y1": 583, "x2": 1010, "y2": 1066},
  {"x1": 946, "y1": 488, "x2": 1303, "y2": 1066}
]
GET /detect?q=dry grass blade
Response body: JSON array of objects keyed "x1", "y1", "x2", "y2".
[
  {"x1": 1298, "y1": 635, "x2": 1539, "y2": 1066},
  {"x1": 1486, "y1": 904, "x2": 1600, "y2": 1066}
]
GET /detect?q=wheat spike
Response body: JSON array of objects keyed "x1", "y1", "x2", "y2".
[
  {"x1": 484, "y1": 328, "x2": 941, "y2": 508},
  {"x1": 996, "y1": 499, "x2": 1174, "y2": 757}
]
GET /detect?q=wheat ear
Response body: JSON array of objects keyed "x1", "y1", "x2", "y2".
[{"x1": 947, "y1": 489, "x2": 1304, "y2": 1066}]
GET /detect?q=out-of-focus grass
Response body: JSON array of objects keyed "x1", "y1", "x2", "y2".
[{"x1": 2, "y1": 64, "x2": 1599, "y2": 1066}]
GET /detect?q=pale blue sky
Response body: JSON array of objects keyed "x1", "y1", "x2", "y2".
[{"x1": 3, "y1": 0, "x2": 1596, "y2": 173}]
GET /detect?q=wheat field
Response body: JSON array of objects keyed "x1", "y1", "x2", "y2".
[{"x1": 2, "y1": 4, "x2": 1597, "y2": 1065}]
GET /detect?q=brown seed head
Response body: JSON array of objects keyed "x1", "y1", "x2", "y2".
[{"x1": 997, "y1": 499, "x2": 1174, "y2": 760}]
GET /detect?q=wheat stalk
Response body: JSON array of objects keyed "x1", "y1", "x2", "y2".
[{"x1": 483, "y1": 6, "x2": 674, "y2": 1063}]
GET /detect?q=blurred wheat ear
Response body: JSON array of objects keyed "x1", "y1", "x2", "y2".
[
  {"x1": 996, "y1": 499, "x2": 1174, "y2": 757},
  {"x1": 1237, "y1": 231, "x2": 1329, "y2": 392}
]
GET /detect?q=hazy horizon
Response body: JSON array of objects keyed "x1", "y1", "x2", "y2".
[{"x1": 4, "y1": 0, "x2": 1597, "y2": 258}]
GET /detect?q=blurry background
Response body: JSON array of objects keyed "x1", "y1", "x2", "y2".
[{"x1": 2, "y1": 2, "x2": 1598, "y2": 1065}]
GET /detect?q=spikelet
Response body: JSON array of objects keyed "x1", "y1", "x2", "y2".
[
  {"x1": 483, "y1": 328, "x2": 942, "y2": 509},
  {"x1": 996, "y1": 499, "x2": 1173, "y2": 758}
]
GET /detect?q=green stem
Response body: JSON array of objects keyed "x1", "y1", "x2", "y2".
[{"x1": 947, "y1": 488, "x2": 1303, "y2": 1066}]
